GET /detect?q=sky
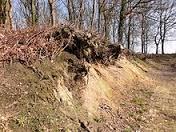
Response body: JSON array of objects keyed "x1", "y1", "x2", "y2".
[
  {"x1": 135, "y1": 41, "x2": 176, "y2": 54},
  {"x1": 161, "y1": 41, "x2": 176, "y2": 53}
]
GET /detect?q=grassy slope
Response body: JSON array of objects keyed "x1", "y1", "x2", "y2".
[{"x1": 0, "y1": 52, "x2": 90, "y2": 132}]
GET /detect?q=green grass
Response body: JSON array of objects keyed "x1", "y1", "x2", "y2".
[{"x1": 131, "y1": 97, "x2": 146, "y2": 107}]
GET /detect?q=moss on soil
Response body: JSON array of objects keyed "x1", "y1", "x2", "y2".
[{"x1": 1, "y1": 52, "x2": 89, "y2": 131}]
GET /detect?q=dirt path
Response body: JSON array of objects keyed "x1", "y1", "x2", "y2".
[{"x1": 143, "y1": 56, "x2": 176, "y2": 131}]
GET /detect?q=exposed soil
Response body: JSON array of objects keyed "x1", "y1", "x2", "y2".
[
  {"x1": 0, "y1": 53, "x2": 175, "y2": 132},
  {"x1": 118, "y1": 54, "x2": 176, "y2": 132}
]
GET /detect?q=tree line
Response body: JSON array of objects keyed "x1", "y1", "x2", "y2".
[{"x1": 0, "y1": 0, "x2": 176, "y2": 54}]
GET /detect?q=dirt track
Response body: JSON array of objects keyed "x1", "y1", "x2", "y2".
[{"x1": 143, "y1": 55, "x2": 176, "y2": 131}]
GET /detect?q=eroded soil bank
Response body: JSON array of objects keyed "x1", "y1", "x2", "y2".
[{"x1": 0, "y1": 53, "x2": 176, "y2": 132}]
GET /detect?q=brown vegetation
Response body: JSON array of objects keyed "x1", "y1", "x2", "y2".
[{"x1": 0, "y1": 24, "x2": 121, "y2": 66}]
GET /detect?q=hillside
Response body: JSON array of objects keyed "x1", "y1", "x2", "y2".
[{"x1": 0, "y1": 26, "x2": 176, "y2": 131}]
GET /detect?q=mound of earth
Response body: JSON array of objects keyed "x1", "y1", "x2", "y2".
[
  {"x1": 0, "y1": 49, "x2": 152, "y2": 131},
  {"x1": 0, "y1": 24, "x2": 121, "y2": 65},
  {"x1": 1, "y1": 25, "x2": 175, "y2": 132}
]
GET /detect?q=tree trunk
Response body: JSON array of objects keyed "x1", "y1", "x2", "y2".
[
  {"x1": 78, "y1": 0, "x2": 84, "y2": 28},
  {"x1": 161, "y1": 42, "x2": 164, "y2": 54},
  {"x1": 0, "y1": 0, "x2": 6, "y2": 26},
  {"x1": 127, "y1": 15, "x2": 132, "y2": 49},
  {"x1": 48, "y1": 0, "x2": 56, "y2": 26},
  {"x1": 31, "y1": 0, "x2": 36, "y2": 26},
  {"x1": 161, "y1": 21, "x2": 166, "y2": 54},
  {"x1": 67, "y1": 0, "x2": 75, "y2": 23},
  {"x1": 155, "y1": 29, "x2": 160, "y2": 55},
  {"x1": 144, "y1": 30, "x2": 148, "y2": 54},
  {"x1": 103, "y1": 2, "x2": 110, "y2": 40},
  {"x1": 112, "y1": 18, "x2": 116, "y2": 43},
  {"x1": 67, "y1": 0, "x2": 72, "y2": 21},
  {"x1": 156, "y1": 44, "x2": 159, "y2": 54},
  {"x1": 118, "y1": 0, "x2": 126, "y2": 45},
  {"x1": 141, "y1": 14, "x2": 145, "y2": 54},
  {"x1": 97, "y1": 0, "x2": 101, "y2": 32},
  {"x1": 90, "y1": 0, "x2": 95, "y2": 30},
  {"x1": 5, "y1": 0, "x2": 12, "y2": 29},
  {"x1": 0, "y1": 0, "x2": 12, "y2": 29}
]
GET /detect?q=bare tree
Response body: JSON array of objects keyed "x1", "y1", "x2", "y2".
[
  {"x1": 18, "y1": 0, "x2": 39, "y2": 26},
  {"x1": 77, "y1": 0, "x2": 84, "y2": 28},
  {"x1": 118, "y1": 0, "x2": 127, "y2": 45},
  {"x1": 90, "y1": 0, "x2": 96, "y2": 30},
  {"x1": 48, "y1": 0, "x2": 57, "y2": 26},
  {"x1": 154, "y1": 27, "x2": 160, "y2": 54},
  {"x1": 0, "y1": 0, "x2": 12, "y2": 29},
  {"x1": 67, "y1": 0, "x2": 75, "y2": 23},
  {"x1": 153, "y1": 0, "x2": 176, "y2": 54},
  {"x1": 11, "y1": 0, "x2": 176, "y2": 54}
]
